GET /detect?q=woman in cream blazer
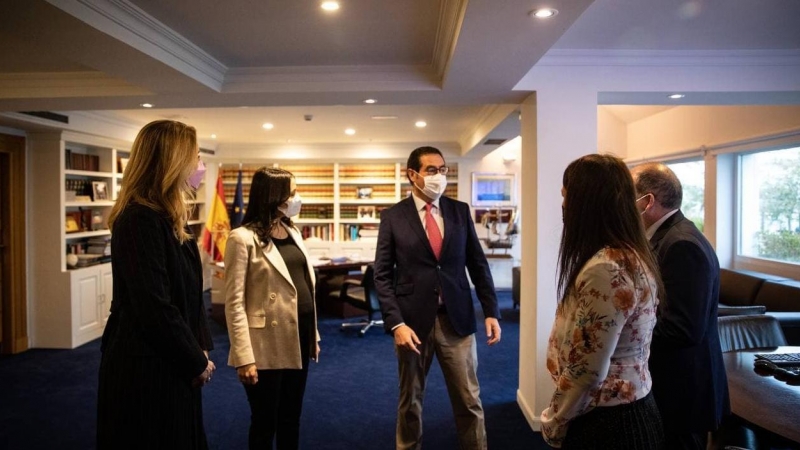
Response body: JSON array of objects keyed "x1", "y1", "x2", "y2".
[{"x1": 224, "y1": 167, "x2": 319, "y2": 450}]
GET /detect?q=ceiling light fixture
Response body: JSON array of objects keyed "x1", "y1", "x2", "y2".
[
  {"x1": 371, "y1": 115, "x2": 398, "y2": 120},
  {"x1": 530, "y1": 8, "x2": 558, "y2": 18},
  {"x1": 140, "y1": 103, "x2": 153, "y2": 108},
  {"x1": 211, "y1": 134, "x2": 217, "y2": 139},
  {"x1": 262, "y1": 122, "x2": 274, "y2": 130},
  {"x1": 321, "y1": 1, "x2": 340, "y2": 11},
  {"x1": 345, "y1": 128, "x2": 356, "y2": 135},
  {"x1": 363, "y1": 98, "x2": 377, "y2": 104},
  {"x1": 668, "y1": 93, "x2": 686, "y2": 99},
  {"x1": 415, "y1": 121, "x2": 427, "y2": 128}
]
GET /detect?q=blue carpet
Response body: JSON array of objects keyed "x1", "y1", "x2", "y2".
[{"x1": 0, "y1": 291, "x2": 547, "y2": 449}]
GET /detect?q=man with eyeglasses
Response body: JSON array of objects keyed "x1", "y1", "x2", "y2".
[
  {"x1": 630, "y1": 162, "x2": 729, "y2": 450},
  {"x1": 374, "y1": 146, "x2": 501, "y2": 450}
]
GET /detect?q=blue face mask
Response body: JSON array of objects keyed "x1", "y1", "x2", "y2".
[{"x1": 188, "y1": 160, "x2": 206, "y2": 190}]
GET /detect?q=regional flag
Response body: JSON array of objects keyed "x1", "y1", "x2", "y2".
[
  {"x1": 201, "y1": 174, "x2": 230, "y2": 262},
  {"x1": 231, "y1": 169, "x2": 245, "y2": 229}
]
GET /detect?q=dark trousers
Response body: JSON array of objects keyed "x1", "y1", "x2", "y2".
[
  {"x1": 243, "y1": 312, "x2": 312, "y2": 450},
  {"x1": 664, "y1": 431, "x2": 707, "y2": 450}
]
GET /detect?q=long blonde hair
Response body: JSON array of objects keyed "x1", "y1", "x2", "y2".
[{"x1": 109, "y1": 120, "x2": 198, "y2": 242}]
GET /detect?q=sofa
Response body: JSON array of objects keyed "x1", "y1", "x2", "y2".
[{"x1": 718, "y1": 268, "x2": 800, "y2": 345}]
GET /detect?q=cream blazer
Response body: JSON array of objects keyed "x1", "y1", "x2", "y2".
[{"x1": 224, "y1": 223, "x2": 319, "y2": 370}]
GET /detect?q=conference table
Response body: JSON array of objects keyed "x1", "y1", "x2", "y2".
[
  {"x1": 312, "y1": 258, "x2": 372, "y2": 317},
  {"x1": 722, "y1": 346, "x2": 800, "y2": 444}
]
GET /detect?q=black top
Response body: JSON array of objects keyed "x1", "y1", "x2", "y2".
[{"x1": 272, "y1": 235, "x2": 314, "y2": 315}]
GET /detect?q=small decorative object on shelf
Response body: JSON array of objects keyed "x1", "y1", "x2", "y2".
[
  {"x1": 92, "y1": 210, "x2": 104, "y2": 231},
  {"x1": 118, "y1": 157, "x2": 130, "y2": 174},
  {"x1": 356, "y1": 186, "x2": 373, "y2": 199},
  {"x1": 92, "y1": 181, "x2": 108, "y2": 201},
  {"x1": 65, "y1": 212, "x2": 80, "y2": 233}
]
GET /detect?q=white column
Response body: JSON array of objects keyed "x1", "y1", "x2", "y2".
[{"x1": 516, "y1": 88, "x2": 598, "y2": 429}]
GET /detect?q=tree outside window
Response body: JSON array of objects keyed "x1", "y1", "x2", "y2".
[
  {"x1": 668, "y1": 160, "x2": 705, "y2": 232},
  {"x1": 740, "y1": 146, "x2": 800, "y2": 264}
]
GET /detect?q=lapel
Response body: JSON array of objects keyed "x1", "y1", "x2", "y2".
[
  {"x1": 400, "y1": 196, "x2": 437, "y2": 259},
  {"x1": 439, "y1": 197, "x2": 455, "y2": 258},
  {"x1": 255, "y1": 225, "x2": 294, "y2": 288},
  {"x1": 650, "y1": 210, "x2": 685, "y2": 252}
]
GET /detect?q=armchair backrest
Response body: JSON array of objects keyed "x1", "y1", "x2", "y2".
[
  {"x1": 362, "y1": 265, "x2": 381, "y2": 313},
  {"x1": 718, "y1": 315, "x2": 788, "y2": 352}
]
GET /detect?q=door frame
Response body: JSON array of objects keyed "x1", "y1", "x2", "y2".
[{"x1": 0, "y1": 133, "x2": 27, "y2": 354}]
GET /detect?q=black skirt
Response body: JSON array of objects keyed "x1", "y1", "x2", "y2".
[{"x1": 562, "y1": 392, "x2": 664, "y2": 450}]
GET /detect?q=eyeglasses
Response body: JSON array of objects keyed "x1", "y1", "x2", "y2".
[{"x1": 420, "y1": 166, "x2": 449, "y2": 176}]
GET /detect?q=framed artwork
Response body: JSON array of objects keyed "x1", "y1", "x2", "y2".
[
  {"x1": 357, "y1": 205, "x2": 376, "y2": 220},
  {"x1": 471, "y1": 172, "x2": 516, "y2": 207},
  {"x1": 92, "y1": 181, "x2": 108, "y2": 201}
]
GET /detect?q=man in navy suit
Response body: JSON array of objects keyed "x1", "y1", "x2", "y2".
[
  {"x1": 631, "y1": 163, "x2": 730, "y2": 450},
  {"x1": 374, "y1": 146, "x2": 501, "y2": 450}
]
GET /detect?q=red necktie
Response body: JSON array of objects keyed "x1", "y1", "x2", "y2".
[{"x1": 425, "y1": 203, "x2": 442, "y2": 259}]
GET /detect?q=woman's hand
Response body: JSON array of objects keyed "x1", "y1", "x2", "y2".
[
  {"x1": 313, "y1": 343, "x2": 321, "y2": 363},
  {"x1": 192, "y1": 359, "x2": 216, "y2": 387},
  {"x1": 237, "y1": 363, "x2": 259, "y2": 385}
]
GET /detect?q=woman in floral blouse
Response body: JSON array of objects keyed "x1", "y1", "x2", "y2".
[{"x1": 540, "y1": 154, "x2": 665, "y2": 449}]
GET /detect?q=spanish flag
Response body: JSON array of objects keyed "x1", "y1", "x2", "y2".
[{"x1": 201, "y1": 174, "x2": 230, "y2": 262}]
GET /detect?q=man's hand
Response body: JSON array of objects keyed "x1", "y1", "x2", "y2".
[
  {"x1": 485, "y1": 318, "x2": 501, "y2": 346},
  {"x1": 393, "y1": 325, "x2": 421, "y2": 355},
  {"x1": 237, "y1": 363, "x2": 259, "y2": 385}
]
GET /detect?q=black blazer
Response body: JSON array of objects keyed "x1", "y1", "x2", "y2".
[
  {"x1": 374, "y1": 195, "x2": 499, "y2": 339},
  {"x1": 648, "y1": 210, "x2": 730, "y2": 433},
  {"x1": 98, "y1": 204, "x2": 213, "y2": 448}
]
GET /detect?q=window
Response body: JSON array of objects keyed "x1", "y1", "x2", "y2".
[
  {"x1": 668, "y1": 160, "x2": 705, "y2": 232},
  {"x1": 740, "y1": 146, "x2": 800, "y2": 264}
]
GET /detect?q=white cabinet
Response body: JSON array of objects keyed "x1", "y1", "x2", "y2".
[{"x1": 72, "y1": 264, "x2": 112, "y2": 345}]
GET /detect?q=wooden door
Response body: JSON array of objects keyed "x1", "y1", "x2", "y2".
[{"x1": 0, "y1": 133, "x2": 27, "y2": 354}]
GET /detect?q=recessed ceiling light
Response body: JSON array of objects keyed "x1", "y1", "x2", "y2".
[
  {"x1": 371, "y1": 115, "x2": 398, "y2": 120},
  {"x1": 321, "y1": 1, "x2": 339, "y2": 11},
  {"x1": 530, "y1": 8, "x2": 558, "y2": 18},
  {"x1": 211, "y1": 134, "x2": 217, "y2": 139},
  {"x1": 668, "y1": 94, "x2": 685, "y2": 99},
  {"x1": 140, "y1": 103, "x2": 153, "y2": 108},
  {"x1": 363, "y1": 98, "x2": 377, "y2": 104},
  {"x1": 262, "y1": 122, "x2": 274, "y2": 130},
  {"x1": 344, "y1": 128, "x2": 356, "y2": 135},
  {"x1": 415, "y1": 121, "x2": 427, "y2": 128}
]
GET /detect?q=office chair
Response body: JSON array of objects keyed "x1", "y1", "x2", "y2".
[
  {"x1": 331, "y1": 265, "x2": 383, "y2": 337},
  {"x1": 717, "y1": 314, "x2": 788, "y2": 353}
]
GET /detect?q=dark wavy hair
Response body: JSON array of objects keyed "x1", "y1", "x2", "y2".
[
  {"x1": 557, "y1": 154, "x2": 663, "y2": 302},
  {"x1": 241, "y1": 167, "x2": 293, "y2": 245},
  {"x1": 406, "y1": 146, "x2": 444, "y2": 182}
]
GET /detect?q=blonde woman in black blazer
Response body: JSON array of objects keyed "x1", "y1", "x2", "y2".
[
  {"x1": 225, "y1": 167, "x2": 320, "y2": 450},
  {"x1": 97, "y1": 120, "x2": 215, "y2": 449}
]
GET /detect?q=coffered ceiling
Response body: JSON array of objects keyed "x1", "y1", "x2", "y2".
[{"x1": 0, "y1": 0, "x2": 798, "y2": 152}]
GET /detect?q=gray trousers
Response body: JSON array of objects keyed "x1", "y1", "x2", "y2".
[{"x1": 395, "y1": 314, "x2": 486, "y2": 450}]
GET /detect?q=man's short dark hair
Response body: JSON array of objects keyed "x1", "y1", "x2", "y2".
[
  {"x1": 633, "y1": 162, "x2": 683, "y2": 210},
  {"x1": 406, "y1": 146, "x2": 444, "y2": 182}
]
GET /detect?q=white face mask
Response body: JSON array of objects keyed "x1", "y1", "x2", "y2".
[
  {"x1": 279, "y1": 193, "x2": 302, "y2": 217},
  {"x1": 414, "y1": 172, "x2": 447, "y2": 201}
]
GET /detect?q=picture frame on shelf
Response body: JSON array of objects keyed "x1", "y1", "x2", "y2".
[
  {"x1": 356, "y1": 186, "x2": 373, "y2": 199},
  {"x1": 357, "y1": 205, "x2": 376, "y2": 220},
  {"x1": 92, "y1": 181, "x2": 108, "y2": 201},
  {"x1": 65, "y1": 212, "x2": 81, "y2": 233},
  {"x1": 471, "y1": 172, "x2": 516, "y2": 207}
]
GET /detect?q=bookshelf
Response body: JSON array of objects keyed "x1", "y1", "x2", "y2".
[
  {"x1": 217, "y1": 162, "x2": 459, "y2": 257},
  {"x1": 27, "y1": 131, "x2": 207, "y2": 348}
]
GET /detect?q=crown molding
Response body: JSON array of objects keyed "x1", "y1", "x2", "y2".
[
  {"x1": 431, "y1": 0, "x2": 469, "y2": 84},
  {"x1": 537, "y1": 49, "x2": 800, "y2": 67},
  {"x1": 0, "y1": 72, "x2": 150, "y2": 99},
  {"x1": 213, "y1": 141, "x2": 461, "y2": 161},
  {"x1": 45, "y1": 0, "x2": 227, "y2": 90},
  {"x1": 223, "y1": 65, "x2": 439, "y2": 93}
]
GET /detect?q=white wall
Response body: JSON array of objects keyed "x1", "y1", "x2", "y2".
[{"x1": 626, "y1": 105, "x2": 800, "y2": 161}]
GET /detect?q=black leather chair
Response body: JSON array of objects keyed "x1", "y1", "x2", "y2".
[
  {"x1": 330, "y1": 265, "x2": 383, "y2": 337},
  {"x1": 717, "y1": 315, "x2": 788, "y2": 353}
]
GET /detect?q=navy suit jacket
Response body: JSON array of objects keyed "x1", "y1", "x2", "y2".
[
  {"x1": 648, "y1": 210, "x2": 730, "y2": 433},
  {"x1": 374, "y1": 195, "x2": 500, "y2": 338}
]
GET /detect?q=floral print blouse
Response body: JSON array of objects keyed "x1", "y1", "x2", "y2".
[{"x1": 540, "y1": 247, "x2": 659, "y2": 447}]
